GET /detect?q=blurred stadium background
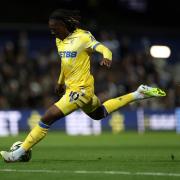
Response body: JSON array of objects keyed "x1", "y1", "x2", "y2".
[
  {"x1": 0, "y1": 0, "x2": 180, "y2": 136},
  {"x1": 2, "y1": 1, "x2": 180, "y2": 180}
]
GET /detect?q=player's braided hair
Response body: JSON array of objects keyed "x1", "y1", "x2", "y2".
[{"x1": 49, "y1": 9, "x2": 81, "y2": 32}]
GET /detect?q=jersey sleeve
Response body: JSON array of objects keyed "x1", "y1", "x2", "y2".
[
  {"x1": 95, "y1": 43, "x2": 112, "y2": 60},
  {"x1": 55, "y1": 38, "x2": 64, "y2": 84},
  {"x1": 81, "y1": 32, "x2": 100, "y2": 50},
  {"x1": 56, "y1": 38, "x2": 61, "y2": 50}
]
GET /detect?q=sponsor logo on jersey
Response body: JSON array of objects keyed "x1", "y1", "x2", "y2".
[{"x1": 59, "y1": 51, "x2": 77, "y2": 58}]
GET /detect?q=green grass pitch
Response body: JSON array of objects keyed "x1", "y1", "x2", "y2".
[{"x1": 1, "y1": 132, "x2": 180, "y2": 180}]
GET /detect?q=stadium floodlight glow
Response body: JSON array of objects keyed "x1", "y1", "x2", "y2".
[{"x1": 150, "y1": 45, "x2": 171, "y2": 58}]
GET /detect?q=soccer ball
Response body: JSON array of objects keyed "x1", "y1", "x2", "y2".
[{"x1": 10, "y1": 141, "x2": 32, "y2": 162}]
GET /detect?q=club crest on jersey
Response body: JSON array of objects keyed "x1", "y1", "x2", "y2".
[{"x1": 59, "y1": 51, "x2": 77, "y2": 58}]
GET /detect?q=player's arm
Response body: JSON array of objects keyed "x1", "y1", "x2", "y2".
[
  {"x1": 57, "y1": 66, "x2": 64, "y2": 85},
  {"x1": 94, "y1": 43, "x2": 112, "y2": 68},
  {"x1": 55, "y1": 38, "x2": 65, "y2": 97},
  {"x1": 82, "y1": 33, "x2": 112, "y2": 68},
  {"x1": 55, "y1": 62, "x2": 65, "y2": 97}
]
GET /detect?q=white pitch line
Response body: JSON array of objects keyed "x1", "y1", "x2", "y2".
[
  {"x1": 75, "y1": 170, "x2": 131, "y2": 175},
  {"x1": 1, "y1": 169, "x2": 180, "y2": 177}
]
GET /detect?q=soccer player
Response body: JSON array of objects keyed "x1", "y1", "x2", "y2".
[{"x1": 1, "y1": 9, "x2": 166, "y2": 162}]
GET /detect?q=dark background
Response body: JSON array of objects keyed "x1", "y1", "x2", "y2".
[{"x1": 0, "y1": 0, "x2": 180, "y2": 32}]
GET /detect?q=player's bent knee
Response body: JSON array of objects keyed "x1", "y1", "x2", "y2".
[
  {"x1": 89, "y1": 114, "x2": 102, "y2": 120},
  {"x1": 41, "y1": 105, "x2": 64, "y2": 125},
  {"x1": 87, "y1": 105, "x2": 108, "y2": 120}
]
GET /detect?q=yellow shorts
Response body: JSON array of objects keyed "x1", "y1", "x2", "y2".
[{"x1": 54, "y1": 88, "x2": 101, "y2": 116}]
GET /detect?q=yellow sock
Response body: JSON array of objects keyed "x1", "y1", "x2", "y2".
[
  {"x1": 22, "y1": 121, "x2": 49, "y2": 151},
  {"x1": 103, "y1": 93, "x2": 134, "y2": 114}
]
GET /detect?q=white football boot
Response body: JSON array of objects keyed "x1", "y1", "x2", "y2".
[{"x1": 136, "y1": 84, "x2": 166, "y2": 99}]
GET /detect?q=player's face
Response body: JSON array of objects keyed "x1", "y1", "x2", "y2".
[{"x1": 48, "y1": 19, "x2": 69, "y2": 39}]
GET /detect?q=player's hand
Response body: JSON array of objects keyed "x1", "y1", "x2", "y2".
[
  {"x1": 100, "y1": 58, "x2": 112, "y2": 68},
  {"x1": 55, "y1": 84, "x2": 65, "y2": 97}
]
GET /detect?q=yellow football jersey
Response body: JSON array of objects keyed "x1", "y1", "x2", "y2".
[{"x1": 56, "y1": 28, "x2": 100, "y2": 92}]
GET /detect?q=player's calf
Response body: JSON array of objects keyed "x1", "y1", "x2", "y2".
[{"x1": 41, "y1": 105, "x2": 65, "y2": 125}]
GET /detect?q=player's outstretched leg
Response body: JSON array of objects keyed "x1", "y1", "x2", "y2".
[
  {"x1": 87, "y1": 84, "x2": 166, "y2": 120},
  {"x1": 104, "y1": 84, "x2": 166, "y2": 114},
  {"x1": 0, "y1": 105, "x2": 64, "y2": 162}
]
